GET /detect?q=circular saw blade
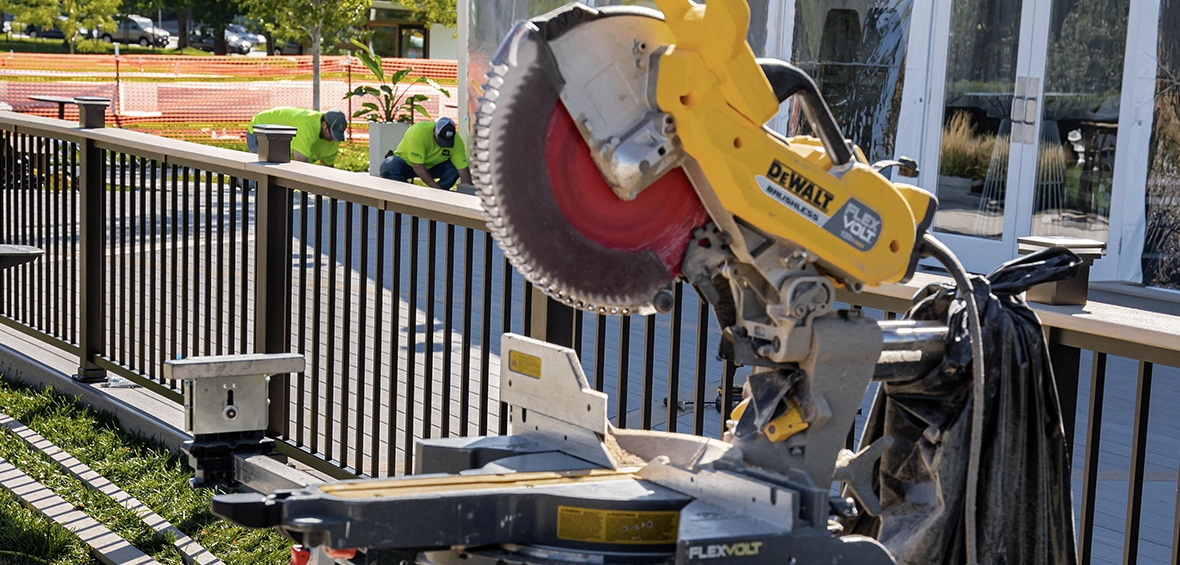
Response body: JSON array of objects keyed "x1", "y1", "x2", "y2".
[{"x1": 474, "y1": 7, "x2": 709, "y2": 315}]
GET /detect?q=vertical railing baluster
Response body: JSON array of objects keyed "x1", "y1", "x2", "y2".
[
  {"x1": 240, "y1": 181, "x2": 250, "y2": 354},
  {"x1": 356, "y1": 205, "x2": 370, "y2": 474},
  {"x1": 594, "y1": 315, "x2": 607, "y2": 392},
  {"x1": 693, "y1": 296, "x2": 709, "y2": 436},
  {"x1": 148, "y1": 160, "x2": 158, "y2": 380},
  {"x1": 617, "y1": 316, "x2": 631, "y2": 428},
  {"x1": 1078, "y1": 352, "x2": 1106, "y2": 565},
  {"x1": 121, "y1": 153, "x2": 131, "y2": 364},
  {"x1": 666, "y1": 284, "x2": 683, "y2": 433},
  {"x1": 387, "y1": 212, "x2": 403, "y2": 475},
  {"x1": 203, "y1": 170, "x2": 213, "y2": 356},
  {"x1": 215, "y1": 174, "x2": 225, "y2": 355},
  {"x1": 294, "y1": 191, "x2": 307, "y2": 447},
  {"x1": 478, "y1": 233, "x2": 492, "y2": 436},
  {"x1": 641, "y1": 315, "x2": 656, "y2": 430},
  {"x1": 499, "y1": 256, "x2": 513, "y2": 436},
  {"x1": 340, "y1": 202, "x2": 354, "y2": 468},
  {"x1": 326, "y1": 198, "x2": 338, "y2": 459},
  {"x1": 138, "y1": 157, "x2": 148, "y2": 372},
  {"x1": 573, "y1": 309, "x2": 584, "y2": 359},
  {"x1": 52, "y1": 139, "x2": 61, "y2": 339},
  {"x1": 228, "y1": 177, "x2": 239, "y2": 356},
  {"x1": 170, "y1": 165, "x2": 179, "y2": 364},
  {"x1": 1122, "y1": 361, "x2": 1154, "y2": 565},
  {"x1": 720, "y1": 361, "x2": 737, "y2": 437},
  {"x1": 371, "y1": 210, "x2": 385, "y2": 477},
  {"x1": 442, "y1": 224, "x2": 455, "y2": 437},
  {"x1": 405, "y1": 216, "x2": 420, "y2": 474},
  {"x1": 460, "y1": 228, "x2": 474, "y2": 435},
  {"x1": 181, "y1": 167, "x2": 190, "y2": 359},
  {"x1": 311, "y1": 194, "x2": 324, "y2": 455},
  {"x1": 423, "y1": 220, "x2": 437, "y2": 439}
]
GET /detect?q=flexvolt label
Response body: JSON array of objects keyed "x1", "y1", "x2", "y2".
[
  {"x1": 686, "y1": 541, "x2": 765, "y2": 560},
  {"x1": 758, "y1": 160, "x2": 882, "y2": 251}
]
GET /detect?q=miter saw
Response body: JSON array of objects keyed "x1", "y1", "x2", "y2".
[{"x1": 206, "y1": 1, "x2": 995, "y2": 564}]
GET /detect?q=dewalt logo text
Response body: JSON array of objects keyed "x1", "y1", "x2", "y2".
[
  {"x1": 687, "y1": 541, "x2": 764, "y2": 560},
  {"x1": 766, "y1": 160, "x2": 835, "y2": 214}
]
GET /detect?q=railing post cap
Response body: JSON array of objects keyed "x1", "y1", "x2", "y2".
[
  {"x1": 253, "y1": 124, "x2": 298, "y2": 138},
  {"x1": 72, "y1": 96, "x2": 111, "y2": 106}
]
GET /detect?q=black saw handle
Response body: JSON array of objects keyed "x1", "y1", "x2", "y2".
[{"x1": 757, "y1": 58, "x2": 855, "y2": 168}]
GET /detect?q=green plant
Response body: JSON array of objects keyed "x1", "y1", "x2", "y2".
[
  {"x1": 939, "y1": 110, "x2": 1000, "y2": 180},
  {"x1": 344, "y1": 38, "x2": 449, "y2": 123}
]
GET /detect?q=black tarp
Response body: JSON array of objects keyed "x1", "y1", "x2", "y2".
[{"x1": 849, "y1": 247, "x2": 1081, "y2": 565}]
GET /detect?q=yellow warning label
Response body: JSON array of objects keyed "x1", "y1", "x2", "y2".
[
  {"x1": 556, "y1": 506, "x2": 679, "y2": 545},
  {"x1": 508, "y1": 350, "x2": 542, "y2": 379}
]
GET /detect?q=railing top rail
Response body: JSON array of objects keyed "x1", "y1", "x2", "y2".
[
  {"x1": 2, "y1": 109, "x2": 1175, "y2": 366},
  {"x1": 0, "y1": 110, "x2": 485, "y2": 229},
  {"x1": 846, "y1": 272, "x2": 1180, "y2": 368}
]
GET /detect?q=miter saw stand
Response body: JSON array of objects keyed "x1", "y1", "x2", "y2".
[{"x1": 170, "y1": 311, "x2": 948, "y2": 565}]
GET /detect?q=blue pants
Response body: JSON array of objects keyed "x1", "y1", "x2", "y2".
[
  {"x1": 379, "y1": 155, "x2": 458, "y2": 189},
  {"x1": 246, "y1": 131, "x2": 258, "y2": 153}
]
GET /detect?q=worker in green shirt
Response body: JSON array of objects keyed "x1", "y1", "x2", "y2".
[
  {"x1": 379, "y1": 117, "x2": 473, "y2": 190},
  {"x1": 247, "y1": 107, "x2": 347, "y2": 166}
]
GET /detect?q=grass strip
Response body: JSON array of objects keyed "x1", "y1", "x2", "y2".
[
  {"x1": 0, "y1": 380, "x2": 290, "y2": 565},
  {"x1": 0, "y1": 486, "x2": 96, "y2": 565}
]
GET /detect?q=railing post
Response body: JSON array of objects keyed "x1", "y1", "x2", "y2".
[
  {"x1": 1047, "y1": 329, "x2": 1080, "y2": 465},
  {"x1": 253, "y1": 125, "x2": 296, "y2": 437},
  {"x1": 73, "y1": 97, "x2": 109, "y2": 384},
  {"x1": 527, "y1": 286, "x2": 575, "y2": 348}
]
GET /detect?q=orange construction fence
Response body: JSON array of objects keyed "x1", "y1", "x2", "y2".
[{"x1": 0, "y1": 54, "x2": 459, "y2": 143}]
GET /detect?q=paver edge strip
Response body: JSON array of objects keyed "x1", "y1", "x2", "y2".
[
  {"x1": 0, "y1": 412, "x2": 225, "y2": 565},
  {"x1": 0, "y1": 455, "x2": 161, "y2": 565}
]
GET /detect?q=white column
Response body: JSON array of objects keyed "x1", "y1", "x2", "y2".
[
  {"x1": 764, "y1": 0, "x2": 795, "y2": 135},
  {"x1": 1095, "y1": 0, "x2": 1161, "y2": 282},
  {"x1": 457, "y1": 0, "x2": 471, "y2": 141}
]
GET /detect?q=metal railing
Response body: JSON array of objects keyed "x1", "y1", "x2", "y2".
[{"x1": 1, "y1": 106, "x2": 1178, "y2": 564}]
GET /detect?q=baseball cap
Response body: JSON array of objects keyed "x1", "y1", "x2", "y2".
[
  {"x1": 322, "y1": 109, "x2": 347, "y2": 142},
  {"x1": 434, "y1": 117, "x2": 456, "y2": 148}
]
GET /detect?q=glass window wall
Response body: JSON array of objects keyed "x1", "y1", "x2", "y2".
[{"x1": 1144, "y1": 0, "x2": 1180, "y2": 289}]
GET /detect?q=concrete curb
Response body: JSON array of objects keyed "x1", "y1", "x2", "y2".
[{"x1": 0, "y1": 340, "x2": 189, "y2": 451}]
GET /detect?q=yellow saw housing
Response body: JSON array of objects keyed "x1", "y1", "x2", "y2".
[{"x1": 653, "y1": 0, "x2": 935, "y2": 286}]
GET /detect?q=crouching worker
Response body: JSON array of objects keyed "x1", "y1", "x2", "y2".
[
  {"x1": 379, "y1": 117, "x2": 472, "y2": 190},
  {"x1": 247, "y1": 107, "x2": 347, "y2": 166}
]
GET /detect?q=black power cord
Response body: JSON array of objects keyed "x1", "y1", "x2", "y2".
[{"x1": 920, "y1": 233, "x2": 986, "y2": 565}]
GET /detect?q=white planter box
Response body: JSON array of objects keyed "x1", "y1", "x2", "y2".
[{"x1": 369, "y1": 122, "x2": 411, "y2": 177}]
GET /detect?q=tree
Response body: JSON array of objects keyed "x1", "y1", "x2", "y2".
[
  {"x1": 400, "y1": 0, "x2": 455, "y2": 27},
  {"x1": 240, "y1": 0, "x2": 369, "y2": 111},
  {"x1": 10, "y1": 0, "x2": 119, "y2": 53},
  {"x1": 190, "y1": 0, "x2": 238, "y2": 55}
]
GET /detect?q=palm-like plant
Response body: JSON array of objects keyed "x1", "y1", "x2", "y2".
[{"x1": 344, "y1": 38, "x2": 449, "y2": 123}]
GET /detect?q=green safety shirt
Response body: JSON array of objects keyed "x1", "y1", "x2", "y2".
[
  {"x1": 248, "y1": 107, "x2": 339, "y2": 166},
  {"x1": 394, "y1": 121, "x2": 469, "y2": 169}
]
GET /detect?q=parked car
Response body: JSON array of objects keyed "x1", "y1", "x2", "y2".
[
  {"x1": 25, "y1": 17, "x2": 91, "y2": 40},
  {"x1": 188, "y1": 25, "x2": 252, "y2": 55},
  {"x1": 99, "y1": 14, "x2": 169, "y2": 47},
  {"x1": 272, "y1": 41, "x2": 303, "y2": 56},
  {"x1": 226, "y1": 23, "x2": 264, "y2": 46}
]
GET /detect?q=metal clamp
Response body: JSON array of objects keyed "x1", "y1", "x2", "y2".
[{"x1": 164, "y1": 353, "x2": 304, "y2": 488}]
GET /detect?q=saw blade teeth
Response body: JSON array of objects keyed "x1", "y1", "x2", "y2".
[{"x1": 472, "y1": 13, "x2": 673, "y2": 318}]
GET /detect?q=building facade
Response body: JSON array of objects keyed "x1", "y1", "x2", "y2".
[
  {"x1": 461, "y1": 0, "x2": 1180, "y2": 291},
  {"x1": 369, "y1": 1, "x2": 458, "y2": 60}
]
